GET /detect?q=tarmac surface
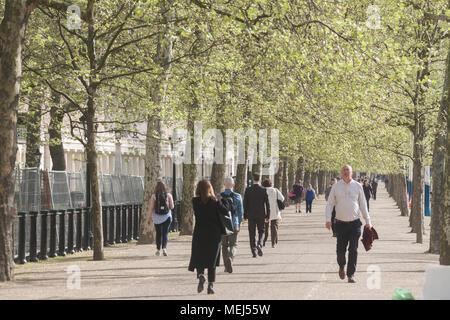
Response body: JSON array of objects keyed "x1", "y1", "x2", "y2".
[{"x1": 0, "y1": 183, "x2": 438, "y2": 300}]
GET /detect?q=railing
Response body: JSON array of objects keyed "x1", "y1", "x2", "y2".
[{"x1": 13, "y1": 203, "x2": 142, "y2": 264}]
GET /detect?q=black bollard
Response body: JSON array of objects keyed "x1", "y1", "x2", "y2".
[
  {"x1": 48, "y1": 210, "x2": 58, "y2": 258},
  {"x1": 83, "y1": 208, "x2": 91, "y2": 251},
  {"x1": 17, "y1": 212, "x2": 27, "y2": 264},
  {"x1": 39, "y1": 210, "x2": 49, "y2": 260},
  {"x1": 58, "y1": 210, "x2": 66, "y2": 256},
  {"x1": 133, "y1": 204, "x2": 139, "y2": 240},
  {"x1": 109, "y1": 206, "x2": 115, "y2": 245},
  {"x1": 75, "y1": 208, "x2": 83, "y2": 252},
  {"x1": 102, "y1": 206, "x2": 109, "y2": 247},
  {"x1": 28, "y1": 211, "x2": 39, "y2": 262},
  {"x1": 137, "y1": 204, "x2": 142, "y2": 240},
  {"x1": 115, "y1": 205, "x2": 122, "y2": 243},
  {"x1": 127, "y1": 204, "x2": 133, "y2": 242},
  {"x1": 121, "y1": 205, "x2": 127, "y2": 243},
  {"x1": 67, "y1": 209, "x2": 75, "y2": 254}
]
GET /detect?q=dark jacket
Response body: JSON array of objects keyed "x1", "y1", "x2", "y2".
[
  {"x1": 371, "y1": 181, "x2": 378, "y2": 192},
  {"x1": 188, "y1": 197, "x2": 222, "y2": 271},
  {"x1": 243, "y1": 184, "x2": 270, "y2": 220},
  {"x1": 363, "y1": 184, "x2": 373, "y2": 200},
  {"x1": 292, "y1": 184, "x2": 304, "y2": 199},
  {"x1": 362, "y1": 225, "x2": 379, "y2": 251}
]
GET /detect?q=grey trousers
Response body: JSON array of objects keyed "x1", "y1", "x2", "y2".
[{"x1": 221, "y1": 227, "x2": 240, "y2": 262}]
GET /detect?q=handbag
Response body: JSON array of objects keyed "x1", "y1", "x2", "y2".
[
  {"x1": 288, "y1": 192, "x2": 296, "y2": 200},
  {"x1": 217, "y1": 199, "x2": 234, "y2": 236},
  {"x1": 277, "y1": 190, "x2": 285, "y2": 210}
]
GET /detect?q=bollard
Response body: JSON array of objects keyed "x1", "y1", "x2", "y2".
[
  {"x1": 39, "y1": 210, "x2": 49, "y2": 260},
  {"x1": 115, "y1": 205, "x2": 122, "y2": 243},
  {"x1": 28, "y1": 211, "x2": 39, "y2": 262},
  {"x1": 109, "y1": 206, "x2": 115, "y2": 245},
  {"x1": 75, "y1": 208, "x2": 83, "y2": 252},
  {"x1": 67, "y1": 209, "x2": 75, "y2": 254},
  {"x1": 83, "y1": 208, "x2": 91, "y2": 251},
  {"x1": 127, "y1": 204, "x2": 133, "y2": 242},
  {"x1": 121, "y1": 205, "x2": 127, "y2": 243},
  {"x1": 137, "y1": 204, "x2": 142, "y2": 240},
  {"x1": 17, "y1": 212, "x2": 27, "y2": 264},
  {"x1": 58, "y1": 210, "x2": 66, "y2": 256},
  {"x1": 48, "y1": 210, "x2": 58, "y2": 258},
  {"x1": 133, "y1": 204, "x2": 139, "y2": 240},
  {"x1": 102, "y1": 206, "x2": 109, "y2": 247}
]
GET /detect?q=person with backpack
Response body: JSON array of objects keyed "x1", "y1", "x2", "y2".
[
  {"x1": 262, "y1": 179, "x2": 284, "y2": 248},
  {"x1": 188, "y1": 180, "x2": 226, "y2": 294},
  {"x1": 216, "y1": 177, "x2": 244, "y2": 273},
  {"x1": 292, "y1": 180, "x2": 304, "y2": 213},
  {"x1": 148, "y1": 181, "x2": 174, "y2": 256},
  {"x1": 305, "y1": 184, "x2": 316, "y2": 213}
]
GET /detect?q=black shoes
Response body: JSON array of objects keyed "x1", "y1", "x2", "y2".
[
  {"x1": 207, "y1": 283, "x2": 214, "y2": 294},
  {"x1": 257, "y1": 245, "x2": 263, "y2": 257},
  {"x1": 224, "y1": 257, "x2": 233, "y2": 273},
  {"x1": 348, "y1": 276, "x2": 356, "y2": 283},
  {"x1": 339, "y1": 267, "x2": 345, "y2": 280},
  {"x1": 272, "y1": 243, "x2": 275, "y2": 248},
  {"x1": 197, "y1": 274, "x2": 206, "y2": 293},
  {"x1": 252, "y1": 250, "x2": 257, "y2": 258}
]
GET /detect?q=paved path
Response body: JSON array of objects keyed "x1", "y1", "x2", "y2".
[{"x1": 0, "y1": 183, "x2": 439, "y2": 299}]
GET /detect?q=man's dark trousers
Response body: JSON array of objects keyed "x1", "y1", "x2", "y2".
[
  {"x1": 248, "y1": 217, "x2": 265, "y2": 253},
  {"x1": 336, "y1": 219, "x2": 362, "y2": 277}
]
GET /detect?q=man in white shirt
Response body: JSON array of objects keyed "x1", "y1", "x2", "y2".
[{"x1": 325, "y1": 165, "x2": 372, "y2": 283}]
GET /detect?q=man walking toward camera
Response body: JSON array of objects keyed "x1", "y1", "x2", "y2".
[
  {"x1": 244, "y1": 173, "x2": 270, "y2": 258},
  {"x1": 325, "y1": 165, "x2": 372, "y2": 283}
]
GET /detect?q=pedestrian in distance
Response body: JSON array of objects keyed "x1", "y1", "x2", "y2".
[
  {"x1": 325, "y1": 178, "x2": 337, "y2": 237},
  {"x1": 188, "y1": 180, "x2": 227, "y2": 294},
  {"x1": 292, "y1": 180, "x2": 305, "y2": 213},
  {"x1": 325, "y1": 165, "x2": 372, "y2": 283},
  {"x1": 371, "y1": 178, "x2": 378, "y2": 200},
  {"x1": 148, "y1": 180, "x2": 174, "y2": 257},
  {"x1": 363, "y1": 179, "x2": 373, "y2": 212},
  {"x1": 243, "y1": 173, "x2": 270, "y2": 258},
  {"x1": 216, "y1": 177, "x2": 244, "y2": 274},
  {"x1": 261, "y1": 179, "x2": 284, "y2": 248},
  {"x1": 305, "y1": 184, "x2": 316, "y2": 213}
]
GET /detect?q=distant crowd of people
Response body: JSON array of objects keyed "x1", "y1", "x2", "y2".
[{"x1": 146, "y1": 167, "x2": 378, "y2": 293}]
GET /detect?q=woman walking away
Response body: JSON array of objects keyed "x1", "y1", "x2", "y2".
[
  {"x1": 188, "y1": 180, "x2": 224, "y2": 295},
  {"x1": 371, "y1": 178, "x2": 378, "y2": 200},
  {"x1": 262, "y1": 179, "x2": 285, "y2": 248},
  {"x1": 363, "y1": 179, "x2": 372, "y2": 211},
  {"x1": 148, "y1": 180, "x2": 174, "y2": 256},
  {"x1": 305, "y1": 184, "x2": 316, "y2": 213}
]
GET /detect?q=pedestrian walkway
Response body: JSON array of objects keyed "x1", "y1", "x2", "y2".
[{"x1": 0, "y1": 183, "x2": 438, "y2": 299}]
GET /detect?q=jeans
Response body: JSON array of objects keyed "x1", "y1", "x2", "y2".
[
  {"x1": 197, "y1": 267, "x2": 216, "y2": 283},
  {"x1": 248, "y1": 217, "x2": 265, "y2": 253},
  {"x1": 222, "y1": 226, "x2": 240, "y2": 262},
  {"x1": 306, "y1": 200, "x2": 313, "y2": 213},
  {"x1": 154, "y1": 216, "x2": 172, "y2": 250},
  {"x1": 366, "y1": 198, "x2": 370, "y2": 211},
  {"x1": 263, "y1": 219, "x2": 279, "y2": 246},
  {"x1": 336, "y1": 219, "x2": 362, "y2": 277}
]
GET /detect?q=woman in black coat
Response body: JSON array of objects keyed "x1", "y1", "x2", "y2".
[{"x1": 188, "y1": 179, "x2": 224, "y2": 294}]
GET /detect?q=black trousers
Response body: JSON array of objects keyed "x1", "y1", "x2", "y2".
[
  {"x1": 335, "y1": 219, "x2": 362, "y2": 277},
  {"x1": 306, "y1": 200, "x2": 313, "y2": 213},
  {"x1": 248, "y1": 217, "x2": 265, "y2": 252},
  {"x1": 197, "y1": 267, "x2": 216, "y2": 283},
  {"x1": 372, "y1": 190, "x2": 377, "y2": 200},
  {"x1": 331, "y1": 207, "x2": 336, "y2": 234}
]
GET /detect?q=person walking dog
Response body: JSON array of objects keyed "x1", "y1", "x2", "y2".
[{"x1": 325, "y1": 165, "x2": 372, "y2": 283}]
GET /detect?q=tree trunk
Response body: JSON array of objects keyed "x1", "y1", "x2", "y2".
[
  {"x1": 234, "y1": 142, "x2": 247, "y2": 196},
  {"x1": 430, "y1": 49, "x2": 449, "y2": 253},
  {"x1": 318, "y1": 171, "x2": 325, "y2": 195},
  {"x1": 0, "y1": 0, "x2": 33, "y2": 282},
  {"x1": 274, "y1": 160, "x2": 282, "y2": 189},
  {"x1": 303, "y1": 170, "x2": 311, "y2": 187},
  {"x1": 48, "y1": 92, "x2": 66, "y2": 171},
  {"x1": 281, "y1": 156, "x2": 288, "y2": 206},
  {"x1": 295, "y1": 156, "x2": 304, "y2": 183},
  {"x1": 411, "y1": 136, "x2": 424, "y2": 243},
  {"x1": 139, "y1": 0, "x2": 174, "y2": 243},
  {"x1": 288, "y1": 158, "x2": 295, "y2": 194},
  {"x1": 25, "y1": 87, "x2": 42, "y2": 168},
  {"x1": 311, "y1": 171, "x2": 318, "y2": 191},
  {"x1": 396, "y1": 173, "x2": 409, "y2": 217}
]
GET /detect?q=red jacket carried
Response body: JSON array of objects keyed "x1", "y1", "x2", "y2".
[{"x1": 362, "y1": 225, "x2": 379, "y2": 251}]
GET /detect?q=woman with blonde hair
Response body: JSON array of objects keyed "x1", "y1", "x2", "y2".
[
  {"x1": 188, "y1": 179, "x2": 225, "y2": 294},
  {"x1": 148, "y1": 180, "x2": 174, "y2": 256}
]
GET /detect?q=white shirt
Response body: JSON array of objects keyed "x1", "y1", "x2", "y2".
[
  {"x1": 265, "y1": 187, "x2": 285, "y2": 220},
  {"x1": 325, "y1": 179, "x2": 371, "y2": 225}
]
